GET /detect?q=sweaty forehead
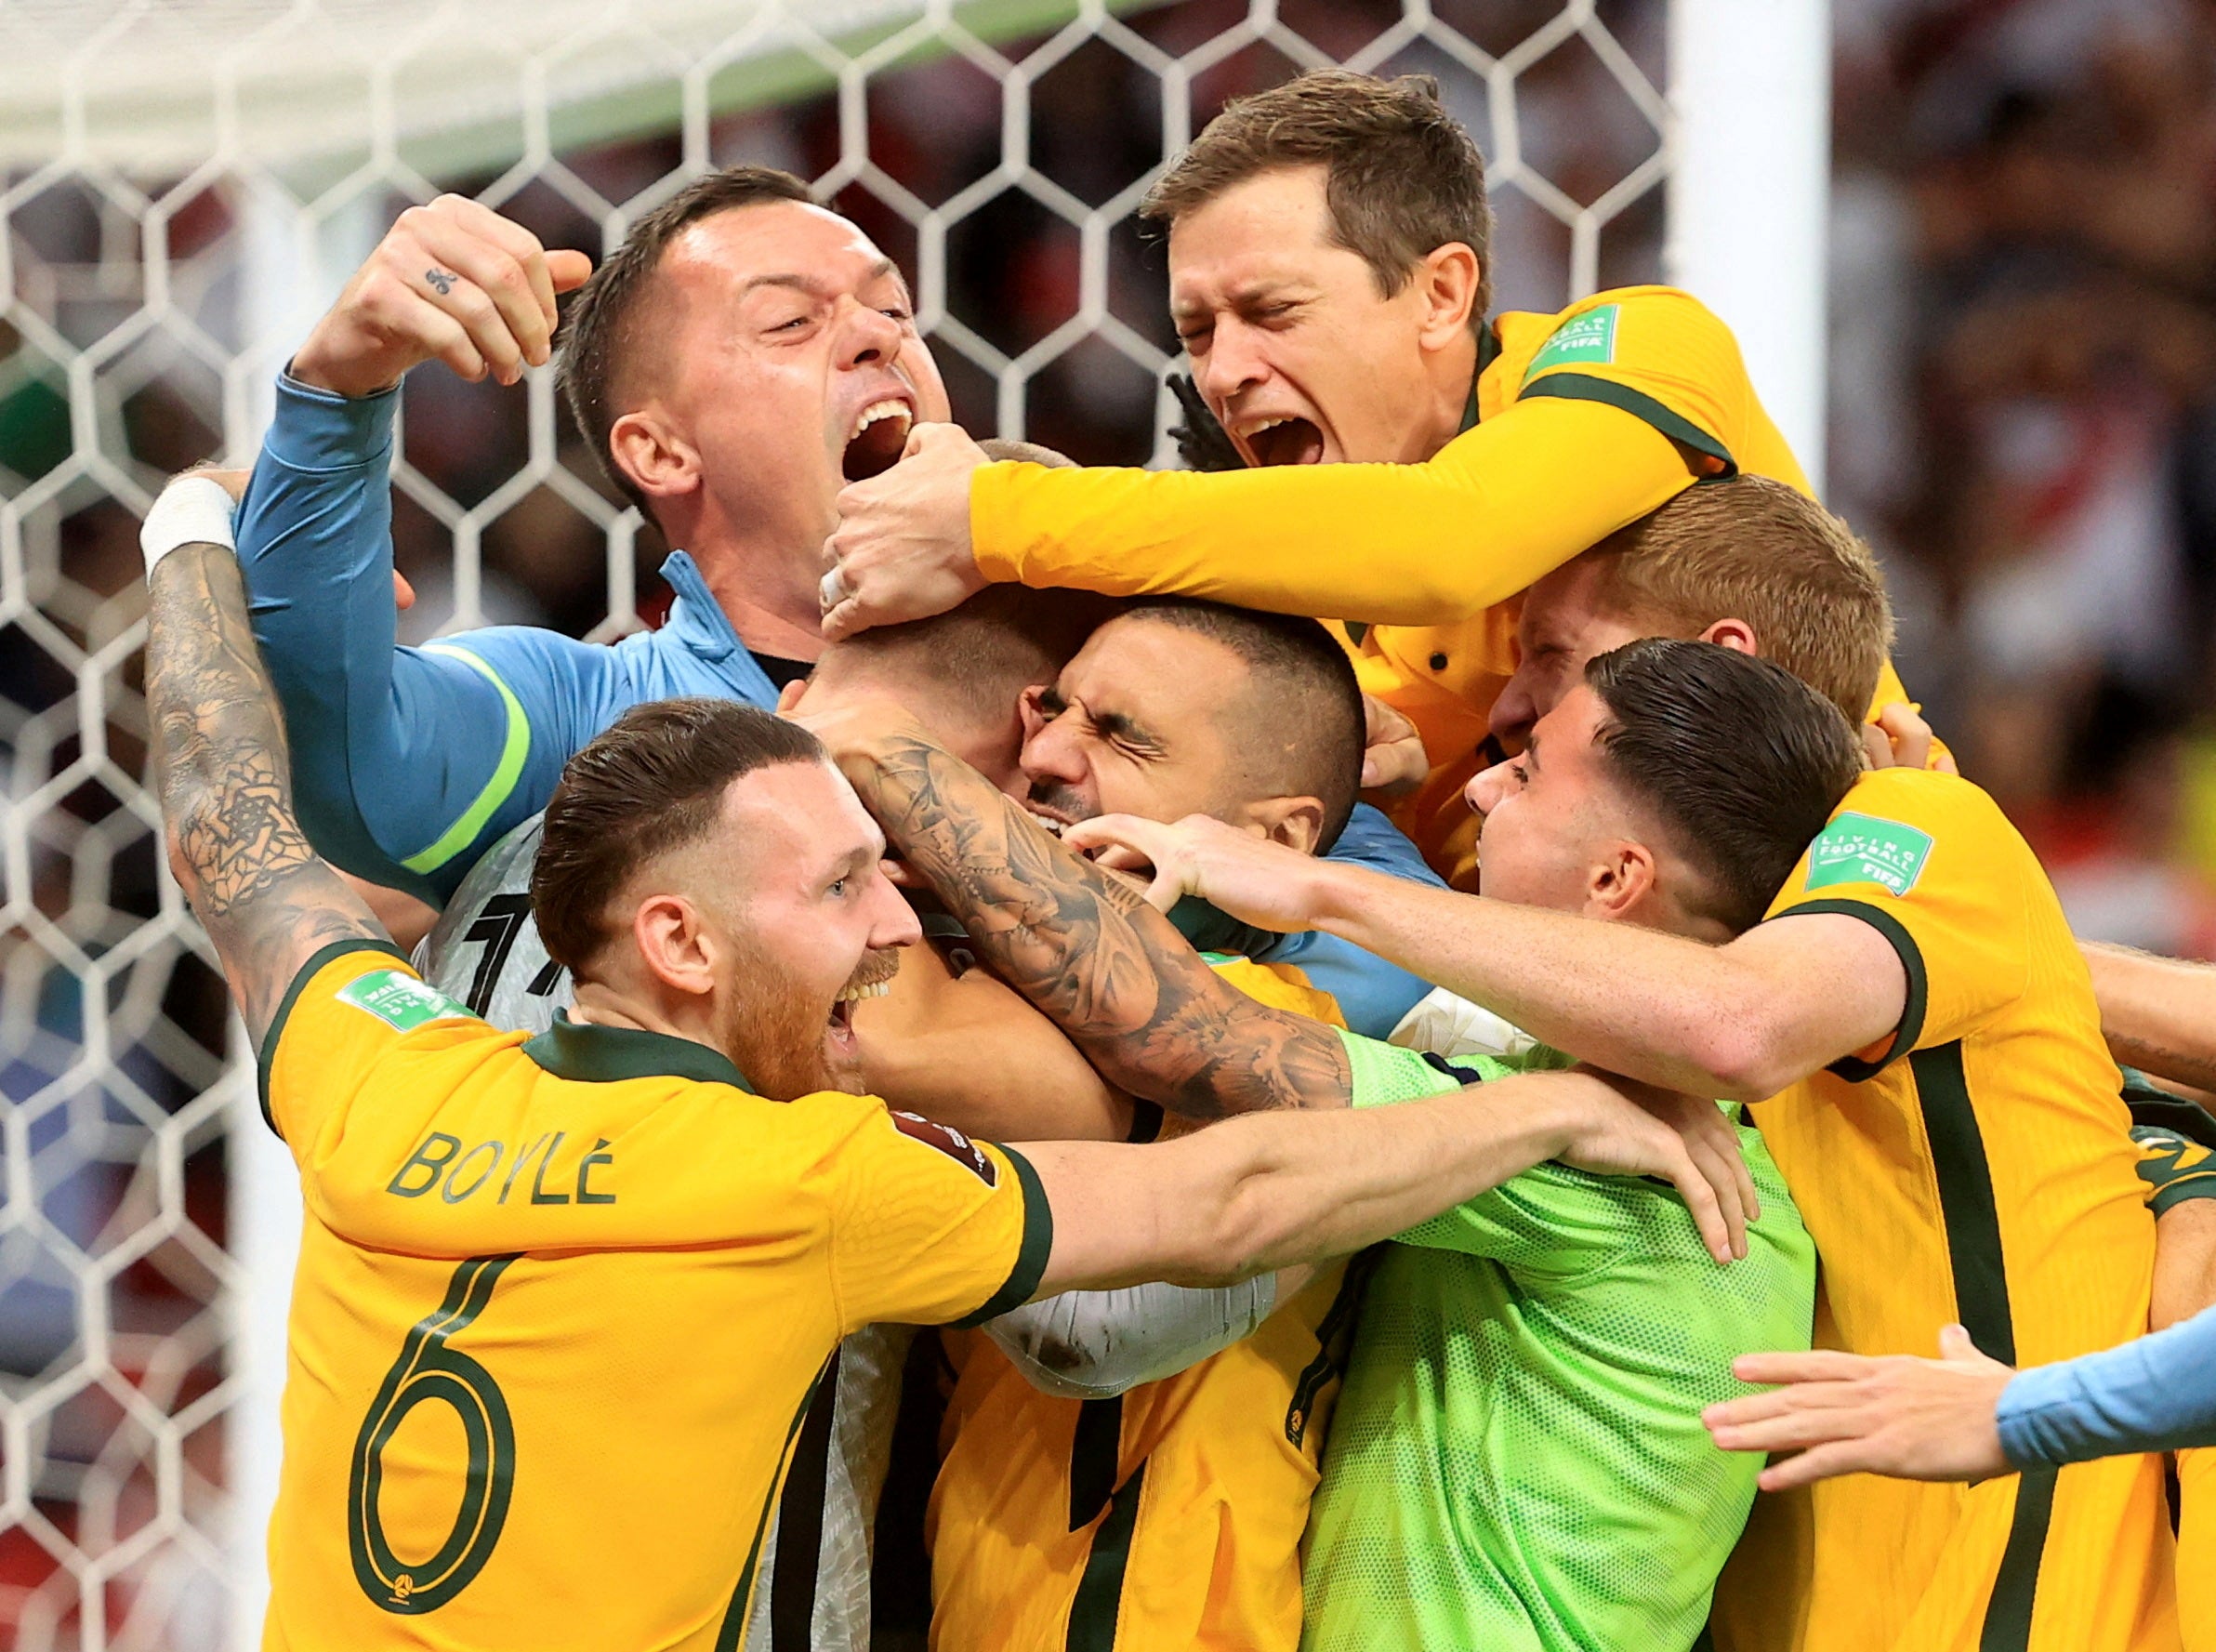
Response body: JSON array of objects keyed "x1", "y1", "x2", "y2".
[{"x1": 719, "y1": 760, "x2": 882, "y2": 883}]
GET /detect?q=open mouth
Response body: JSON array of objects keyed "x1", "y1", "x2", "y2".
[
  {"x1": 1243, "y1": 416, "x2": 1325, "y2": 467},
  {"x1": 842, "y1": 399, "x2": 913, "y2": 482}
]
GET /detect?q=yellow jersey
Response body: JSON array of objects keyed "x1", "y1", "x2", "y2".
[
  {"x1": 968, "y1": 285, "x2": 1922, "y2": 885},
  {"x1": 259, "y1": 942, "x2": 1049, "y2": 1652},
  {"x1": 1710, "y1": 770, "x2": 2178, "y2": 1652},
  {"x1": 927, "y1": 956, "x2": 1346, "y2": 1652}
]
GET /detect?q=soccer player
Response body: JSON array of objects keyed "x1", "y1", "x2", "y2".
[
  {"x1": 836, "y1": 639, "x2": 1823, "y2": 1652},
  {"x1": 818, "y1": 69, "x2": 1932, "y2": 884},
  {"x1": 144, "y1": 535, "x2": 1746, "y2": 1652},
  {"x1": 1073, "y1": 484, "x2": 2183, "y2": 1650}
]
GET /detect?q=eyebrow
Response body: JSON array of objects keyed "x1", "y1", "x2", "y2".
[{"x1": 1523, "y1": 734, "x2": 1542, "y2": 773}]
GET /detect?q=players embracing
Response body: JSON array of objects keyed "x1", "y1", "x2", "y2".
[{"x1": 144, "y1": 58, "x2": 2211, "y2": 1652}]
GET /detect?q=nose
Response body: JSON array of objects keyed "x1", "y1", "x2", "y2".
[
  {"x1": 835, "y1": 295, "x2": 904, "y2": 369},
  {"x1": 864, "y1": 868, "x2": 923, "y2": 950},
  {"x1": 1488, "y1": 669, "x2": 1538, "y2": 750},
  {"x1": 1196, "y1": 317, "x2": 1269, "y2": 409},
  {"x1": 1464, "y1": 758, "x2": 1517, "y2": 818},
  {"x1": 1019, "y1": 698, "x2": 1088, "y2": 790}
]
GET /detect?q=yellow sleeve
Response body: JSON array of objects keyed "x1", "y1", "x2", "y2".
[
  {"x1": 970, "y1": 393, "x2": 1696, "y2": 626},
  {"x1": 260, "y1": 939, "x2": 464, "y2": 1146},
  {"x1": 1761, "y1": 769, "x2": 2032, "y2": 1073},
  {"x1": 824, "y1": 1109, "x2": 1052, "y2": 1332}
]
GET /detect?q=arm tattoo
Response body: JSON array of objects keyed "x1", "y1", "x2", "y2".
[
  {"x1": 848, "y1": 732, "x2": 1351, "y2": 1118},
  {"x1": 148, "y1": 544, "x2": 384, "y2": 1045}
]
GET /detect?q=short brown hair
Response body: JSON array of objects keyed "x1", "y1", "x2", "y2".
[
  {"x1": 532, "y1": 698, "x2": 824, "y2": 975},
  {"x1": 556, "y1": 166, "x2": 816, "y2": 520},
  {"x1": 1582, "y1": 477, "x2": 1895, "y2": 724},
  {"x1": 1587, "y1": 640, "x2": 1864, "y2": 936},
  {"x1": 1141, "y1": 70, "x2": 1494, "y2": 319},
  {"x1": 1120, "y1": 598, "x2": 1366, "y2": 852}
]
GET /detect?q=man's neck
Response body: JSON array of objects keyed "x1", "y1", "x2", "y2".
[
  {"x1": 569, "y1": 980, "x2": 726, "y2": 1051},
  {"x1": 692, "y1": 550, "x2": 825, "y2": 663},
  {"x1": 1411, "y1": 331, "x2": 1484, "y2": 462}
]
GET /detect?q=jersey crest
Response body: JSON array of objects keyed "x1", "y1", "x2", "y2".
[
  {"x1": 1524, "y1": 303, "x2": 1619, "y2": 379},
  {"x1": 336, "y1": 969, "x2": 477, "y2": 1034},
  {"x1": 1803, "y1": 811, "x2": 1934, "y2": 898},
  {"x1": 890, "y1": 1110, "x2": 997, "y2": 1185}
]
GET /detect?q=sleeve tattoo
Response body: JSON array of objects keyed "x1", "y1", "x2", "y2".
[
  {"x1": 148, "y1": 543, "x2": 385, "y2": 1045},
  {"x1": 844, "y1": 732, "x2": 1351, "y2": 1118}
]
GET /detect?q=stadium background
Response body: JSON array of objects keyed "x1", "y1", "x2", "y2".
[{"x1": 0, "y1": 0, "x2": 2209, "y2": 1645}]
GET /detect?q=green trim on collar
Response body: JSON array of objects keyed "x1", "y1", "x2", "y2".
[
  {"x1": 1460, "y1": 322, "x2": 1499, "y2": 435},
  {"x1": 1777, "y1": 897, "x2": 1929, "y2": 1081},
  {"x1": 1515, "y1": 371, "x2": 1738, "y2": 477},
  {"x1": 522, "y1": 1011, "x2": 754, "y2": 1091},
  {"x1": 951, "y1": 1145, "x2": 1055, "y2": 1328},
  {"x1": 257, "y1": 937, "x2": 412, "y2": 1141}
]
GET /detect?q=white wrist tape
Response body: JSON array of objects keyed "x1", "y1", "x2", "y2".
[{"x1": 140, "y1": 475, "x2": 239, "y2": 579}]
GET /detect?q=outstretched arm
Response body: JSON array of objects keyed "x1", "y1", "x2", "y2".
[
  {"x1": 803, "y1": 706, "x2": 1351, "y2": 1119},
  {"x1": 2084, "y1": 941, "x2": 2216, "y2": 1094},
  {"x1": 149, "y1": 543, "x2": 386, "y2": 1046},
  {"x1": 1066, "y1": 813, "x2": 1904, "y2": 1104}
]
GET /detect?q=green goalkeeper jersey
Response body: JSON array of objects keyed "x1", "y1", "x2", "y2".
[{"x1": 1302, "y1": 1036, "x2": 1815, "y2": 1652}]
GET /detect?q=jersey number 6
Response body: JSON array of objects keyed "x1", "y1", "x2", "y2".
[{"x1": 348, "y1": 1255, "x2": 520, "y2": 1614}]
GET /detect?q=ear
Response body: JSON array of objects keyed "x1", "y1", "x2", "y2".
[
  {"x1": 1415, "y1": 243, "x2": 1483, "y2": 352},
  {"x1": 1700, "y1": 616, "x2": 1761, "y2": 658},
  {"x1": 630, "y1": 892, "x2": 719, "y2": 999},
  {"x1": 609, "y1": 407, "x2": 702, "y2": 508},
  {"x1": 776, "y1": 678, "x2": 809, "y2": 714},
  {"x1": 1244, "y1": 795, "x2": 1328, "y2": 857},
  {"x1": 1583, "y1": 839, "x2": 1660, "y2": 922},
  {"x1": 1018, "y1": 683, "x2": 1053, "y2": 742}
]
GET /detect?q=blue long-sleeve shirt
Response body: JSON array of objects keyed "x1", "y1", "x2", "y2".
[
  {"x1": 234, "y1": 373, "x2": 1444, "y2": 1038},
  {"x1": 1998, "y1": 1303, "x2": 2216, "y2": 1467}
]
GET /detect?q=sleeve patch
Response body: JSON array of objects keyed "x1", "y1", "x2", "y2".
[
  {"x1": 1523, "y1": 304, "x2": 1619, "y2": 379},
  {"x1": 890, "y1": 1110, "x2": 997, "y2": 1185},
  {"x1": 1805, "y1": 812, "x2": 1934, "y2": 898},
  {"x1": 336, "y1": 969, "x2": 478, "y2": 1033}
]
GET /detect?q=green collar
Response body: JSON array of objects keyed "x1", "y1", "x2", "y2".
[
  {"x1": 523, "y1": 1011, "x2": 754, "y2": 1091},
  {"x1": 1461, "y1": 321, "x2": 1498, "y2": 434}
]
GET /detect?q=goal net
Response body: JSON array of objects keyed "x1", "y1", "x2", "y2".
[{"x1": 0, "y1": 2, "x2": 1676, "y2": 1645}]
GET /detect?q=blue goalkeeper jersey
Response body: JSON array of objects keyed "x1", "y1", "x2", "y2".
[{"x1": 234, "y1": 372, "x2": 1446, "y2": 1039}]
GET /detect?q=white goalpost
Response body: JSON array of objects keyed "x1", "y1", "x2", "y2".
[{"x1": 0, "y1": 4, "x2": 1827, "y2": 1645}]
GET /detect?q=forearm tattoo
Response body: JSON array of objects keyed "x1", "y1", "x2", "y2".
[
  {"x1": 148, "y1": 545, "x2": 382, "y2": 1041},
  {"x1": 850, "y1": 732, "x2": 1351, "y2": 1118}
]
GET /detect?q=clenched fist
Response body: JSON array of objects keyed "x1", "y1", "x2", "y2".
[{"x1": 290, "y1": 195, "x2": 594, "y2": 399}]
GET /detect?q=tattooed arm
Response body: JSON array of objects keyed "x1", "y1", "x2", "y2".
[
  {"x1": 813, "y1": 709, "x2": 1351, "y2": 1119},
  {"x1": 149, "y1": 542, "x2": 387, "y2": 1045}
]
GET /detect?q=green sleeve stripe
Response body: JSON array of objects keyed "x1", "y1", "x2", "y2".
[
  {"x1": 951, "y1": 1145, "x2": 1055, "y2": 1328},
  {"x1": 1516, "y1": 372, "x2": 1738, "y2": 477},
  {"x1": 256, "y1": 937, "x2": 411, "y2": 1140},
  {"x1": 400, "y1": 644, "x2": 533, "y2": 875}
]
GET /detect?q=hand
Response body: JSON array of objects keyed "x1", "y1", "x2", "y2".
[
  {"x1": 1860, "y1": 702, "x2": 1959, "y2": 775},
  {"x1": 1702, "y1": 1323, "x2": 2014, "y2": 1489},
  {"x1": 820, "y1": 422, "x2": 992, "y2": 641},
  {"x1": 290, "y1": 195, "x2": 593, "y2": 398},
  {"x1": 1062, "y1": 812, "x2": 1332, "y2": 930},
  {"x1": 1551, "y1": 1070, "x2": 1757, "y2": 1263},
  {"x1": 1360, "y1": 694, "x2": 1430, "y2": 798}
]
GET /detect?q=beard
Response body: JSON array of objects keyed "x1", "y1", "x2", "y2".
[
  {"x1": 717, "y1": 940, "x2": 904, "y2": 1100},
  {"x1": 1025, "y1": 778, "x2": 1095, "y2": 824}
]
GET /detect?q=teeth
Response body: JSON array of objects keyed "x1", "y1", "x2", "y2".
[
  {"x1": 1242, "y1": 416, "x2": 1291, "y2": 438},
  {"x1": 836, "y1": 980, "x2": 891, "y2": 1003},
  {"x1": 851, "y1": 399, "x2": 911, "y2": 441}
]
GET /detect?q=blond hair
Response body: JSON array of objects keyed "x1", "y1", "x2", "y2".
[{"x1": 1583, "y1": 477, "x2": 1894, "y2": 724}]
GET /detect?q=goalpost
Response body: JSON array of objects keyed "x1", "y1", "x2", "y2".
[{"x1": 0, "y1": 4, "x2": 1827, "y2": 1645}]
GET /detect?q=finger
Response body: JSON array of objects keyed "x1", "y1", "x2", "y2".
[
  {"x1": 1361, "y1": 750, "x2": 1392, "y2": 788},
  {"x1": 414, "y1": 215, "x2": 549, "y2": 373},
  {"x1": 546, "y1": 249, "x2": 594, "y2": 297},
  {"x1": 1757, "y1": 1438, "x2": 1880, "y2": 1493},
  {"x1": 383, "y1": 287, "x2": 489, "y2": 381},
  {"x1": 1707, "y1": 1399, "x2": 1872, "y2": 1455},
  {"x1": 433, "y1": 195, "x2": 564, "y2": 323},
  {"x1": 1732, "y1": 1350, "x2": 1880, "y2": 1384},
  {"x1": 1860, "y1": 721, "x2": 1891, "y2": 770},
  {"x1": 393, "y1": 570, "x2": 416, "y2": 612},
  {"x1": 1062, "y1": 814, "x2": 1159, "y2": 858},
  {"x1": 1689, "y1": 1132, "x2": 1750, "y2": 1261},
  {"x1": 1661, "y1": 1140, "x2": 1735, "y2": 1265},
  {"x1": 1087, "y1": 843, "x2": 1155, "y2": 876},
  {"x1": 1935, "y1": 747, "x2": 1960, "y2": 776},
  {"x1": 1878, "y1": 704, "x2": 1932, "y2": 771},
  {"x1": 821, "y1": 594, "x2": 871, "y2": 642},
  {"x1": 1142, "y1": 867, "x2": 1183, "y2": 913}
]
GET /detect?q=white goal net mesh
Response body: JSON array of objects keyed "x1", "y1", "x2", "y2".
[{"x1": 0, "y1": 1, "x2": 1669, "y2": 1645}]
